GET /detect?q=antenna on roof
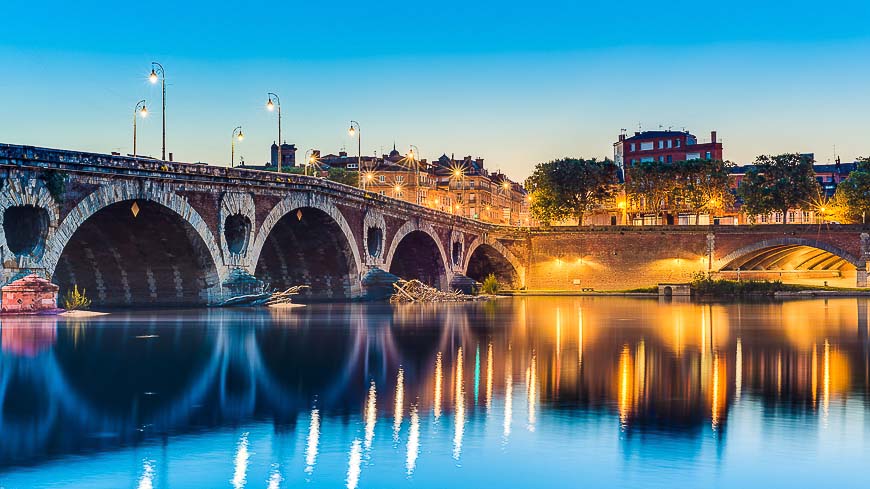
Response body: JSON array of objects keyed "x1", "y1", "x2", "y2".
[
  {"x1": 637, "y1": 122, "x2": 642, "y2": 132},
  {"x1": 667, "y1": 126, "x2": 672, "y2": 131},
  {"x1": 658, "y1": 124, "x2": 663, "y2": 129}
]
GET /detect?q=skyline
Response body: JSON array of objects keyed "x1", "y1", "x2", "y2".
[{"x1": 1, "y1": 1, "x2": 869, "y2": 179}]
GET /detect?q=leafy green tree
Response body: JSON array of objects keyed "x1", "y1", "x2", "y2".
[
  {"x1": 738, "y1": 153, "x2": 821, "y2": 223},
  {"x1": 625, "y1": 161, "x2": 676, "y2": 216},
  {"x1": 832, "y1": 156, "x2": 870, "y2": 223},
  {"x1": 525, "y1": 157, "x2": 620, "y2": 226},
  {"x1": 326, "y1": 168, "x2": 359, "y2": 186},
  {"x1": 672, "y1": 159, "x2": 735, "y2": 220}
]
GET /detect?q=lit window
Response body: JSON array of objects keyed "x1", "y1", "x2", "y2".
[
  {"x1": 397, "y1": 175, "x2": 404, "y2": 182},
  {"x1": 705, "y1": 151, "x2": 712, "y2": 160},
  {"x1": 378, "y1": 175, "x2": 386, "y2": 183}
]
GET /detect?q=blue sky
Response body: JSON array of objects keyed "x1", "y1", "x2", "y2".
[{"x1": 1, "y1": 0, "x2": 869, "y2": 179}]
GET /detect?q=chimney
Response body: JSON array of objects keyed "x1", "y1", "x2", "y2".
[
  {"x1": 634, "y1": 131, "x2": 640, "y2": 136},
  {"x1": 711, "y1": 131, "x2": 717, "y2": 144},
  {"x1": 618, "y1": 134, "x2": 625, "y2": 142},
  {"x1": 168, "y1": 152, "x2": 174, "y2": 162}
]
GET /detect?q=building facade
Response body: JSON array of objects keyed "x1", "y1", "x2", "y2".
[{"x1": 615, "y1": 129, "x2": 723, "y2": 171}]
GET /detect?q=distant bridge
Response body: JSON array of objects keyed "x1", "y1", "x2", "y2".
[{"x1": 1, "y1": 143, "x2": 868, "y2": 306}]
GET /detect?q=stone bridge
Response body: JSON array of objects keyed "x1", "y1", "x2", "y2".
[
  {"x1": 1, "y1": 144, "x2": 868, "y2": 307},
  {"x1": 0, "y1": 144, "x2": 524, "y2": 306}
]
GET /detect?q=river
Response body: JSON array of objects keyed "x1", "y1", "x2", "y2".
[{"x1": 0, "y1": 297, "x2": 868, "y2": 488}]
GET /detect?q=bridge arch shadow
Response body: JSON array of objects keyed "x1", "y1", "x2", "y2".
[
  {"x1": 51, "y1": 198, "x2": 221, "y2": 307},
  {"x1": 252, "y1": 200, "x2": 361, "y2": 301},
  {"x1": 386, "y1": 222, "x2": 449, "y2": 290},
  {"x1": 715, "y1": 237, "x2": 863, "y2": 287},
  {"x1": 463, "y1": 238, "x2": 524, "y2": 289}
]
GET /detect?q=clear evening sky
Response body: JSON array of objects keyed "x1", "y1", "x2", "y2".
[{"x1": 1, "y1": 0, "x2": 868, "y2": 180}]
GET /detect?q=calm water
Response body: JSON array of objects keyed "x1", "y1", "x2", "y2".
[{"x1": 1, "y1": 297, "x2": 869, "y2": 488}]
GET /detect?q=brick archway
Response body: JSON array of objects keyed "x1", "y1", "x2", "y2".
[{"x1": 463, "y1": 236, "x2": 526, "y2": 288}]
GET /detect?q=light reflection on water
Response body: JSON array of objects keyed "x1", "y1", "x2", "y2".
[{"x1": 0, "y1": 297, "x2": 869, "y2": 488}]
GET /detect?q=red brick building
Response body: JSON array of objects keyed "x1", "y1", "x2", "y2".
[{"x1": 614, "y1": 129, "x2": 723, "y2": 172}]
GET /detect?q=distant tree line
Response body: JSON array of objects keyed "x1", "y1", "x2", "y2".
[{"x1": 524, "y1": 153, "x2": 870, "y2": 226}]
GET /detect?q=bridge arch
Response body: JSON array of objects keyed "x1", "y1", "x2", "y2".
[
  {"x1": 714, "y1": 237, "x2": 863, "y2": 287},
  {"x1": 44, "y1": 183, "x2": 223, "y2": 306},
  {"x1": 250, "y1": 194, "x2": 362, "y2": 300},
  {"x1": 463, "y1": 237, "x2": 525, "y2": 288},
  {"x1": 385, "y1": 221, "x2": 450, "y2": 289}
]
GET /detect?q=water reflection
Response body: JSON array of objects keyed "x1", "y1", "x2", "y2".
[{"x1": 1, "y1": 298, "x2": 869, "y2": 487}]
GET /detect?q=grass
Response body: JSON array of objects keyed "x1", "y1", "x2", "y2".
[
  {"x1": 480, "y1": 274, "x2": 501, "y2": 295},
  {"x1": 62, "y1": 284, "x2": 92, "y2": 310}
]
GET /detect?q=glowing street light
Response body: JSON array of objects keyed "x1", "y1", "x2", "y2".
[
  {"x1": 266, "y1": 93, "x2": 282, "y2": 172},
  {"x1": 349, "y1": 121, "x2": 362, "y2": 189},
  {"x1": 231, "y1": 126, "x2": 244, "y2": 167},
  {"x1": 304, "y1": 149, "x2": 318, "y2": 177},
  {"x1": 148, "y1": 62, "x2": 166, "y2": 160},
  {"x1": 407, "y1": 145, "x2": 421, "y2": 204},
  {"x1": 132, "y1": 100, "x2": 148, "y2": 157}
]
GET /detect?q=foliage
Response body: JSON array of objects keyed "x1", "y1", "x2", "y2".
[
  {"x1": 62, "y1": 285, "x2": 92, "y2": 310},
  {"x1": 327, "y1": 168, "x2": 359, "y2": 186},
  {"x1": 480, "y1": 274, "x2": 500, "y2": 295},
  {"x1": 671, "y1": 159, "x2": 735, "y2": 217},
  {"x1": 525, "y1": 157, "x2": 619, "y2": 226},
  {"x1": 43, "y1": 170, "x2": 68, "y2": 203},
  {"x1": 832, "y1": 156, "x2": 870, "y2": 223},
  {"x1": 625, "y1": 160, "x2": 676, "y2": 215},
  {"x1": 737, "y1": 153, "x2": 821, "y2": 222},
  {"x1": 690, "y1": 272, "x2": 798, "y2": 296}
]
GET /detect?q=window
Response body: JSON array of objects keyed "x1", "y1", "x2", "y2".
[
  {"x1": 686, "y1": 152, "x2": 701, "y2": 160},
  {"x1": 676, "y1": 139, "x2": 681, "y2": 148},
  {"x1": 667, "y1": 155, "x2": 672, "y2": 163},
  {"x1": 705, "y1": 151, "x2": 712, "y2": 160},
  {"x1": 641, "y1": 157, "x2": 654, "y2": 163},
  {"x1": 640, "y1": 142, "x2": 654, "y2": 151},
  {"x1": 667, "y1": 140, "x2": 673, "y2": 148},
  {"x1": 658, "y1": 156, "x2": 664, "y2": 162},
  {"x1": 378, "y1": 190, "x2": 385, "y2": 196},
  {"x1": 658, "y1": 140, "x2": 664, "y2": 149},
  {"x1": 347, "y1": 163, "x2": 358, "y2": 169},
  {"x1": 396, "y1": 175, "x2": 404, "y2": 182},
  {"x1": 378, "y1": 175, "x2": 386, "y2": 183},
  {"x1": 630, "y1": 143, "x2": 636, "y2": 151}
]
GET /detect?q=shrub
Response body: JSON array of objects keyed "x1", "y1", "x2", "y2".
[
  {"x1": 63, "y1": 285, "x2": 92, "y2": 310},
  {"x1": 690, "y1": 272, "x2": 798, "y2": 296},
  {"x1": 481, "y1": 274, "x2": 500, "y2": 295}
]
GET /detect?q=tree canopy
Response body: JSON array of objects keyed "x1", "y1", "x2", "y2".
[
  {"x1": 525, "y1": 157, "x2": 619, "y2": 226},
  {"x1": 832, "y1": 156, "x2": 870, "y2": 223},
  {"x1": 737, "y1": 153, "x2": 821, "y2": 222},
  {"x1": 625, "y1": 159, "x2": 734, "y2": 218}
]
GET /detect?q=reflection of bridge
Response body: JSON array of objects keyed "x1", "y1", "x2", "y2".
[{"x1": 2, "y1": 144, "x2": 870, "y2": 307}]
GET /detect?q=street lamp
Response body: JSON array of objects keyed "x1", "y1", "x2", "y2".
[
  {"x1": 231, "y1": 126, "x2": 244, "y2": 167},
  {"x1": 148, "y1": 62, "x2": 166, "y2": 160},
  {"x1": 304, "y1": 149, "x2": 317, "y2": 177},
  {"x1": 348, "y1": 121, "x2": 362, "y2": 189},
  {"x1": 266, "y1": 93, "x2": 282, "y2": 172},
  {"x1": 132, "y1": 100, "x2": 147, "y2": 157},
  {"x1": 407, "y1": 145, "x2": 421, "y2": 204},
  {"x1": 451, "y1": 164, "x2": 466, "y2": 218}
]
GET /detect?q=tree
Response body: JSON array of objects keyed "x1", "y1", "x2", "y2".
[
  {"x1": 525, "y1": 158, "x2": 619, "y2": 226},
  {"x1": 832, "y1": 156, "x2": 870, "y2": 223},
  {"x1": 625, "y1": 160, "x2": 676, "y2": 216},
  {"x1": 672, "y1": 159, "x2": 735, "y2": 220},
  {"x1": 738, "y1": 153, "x2": 821, "y2": 223},
  {"x1": 327, "y1": 168, "x2": 359, "y2": 186}
]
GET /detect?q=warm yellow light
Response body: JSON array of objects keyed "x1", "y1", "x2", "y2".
[
  {"x1": 149, "y1": 70, "x2": 158, "y2": 84},
  {"x1": 617, "y1": 201, "x2": 626, "y2": 209},
  {"x1": 820, "y1": 206, "x2": 827, "y2": 213},
  {"x1": 502, "y1": 181, "x2": 510, "y2": 190},
  {"x1": 309, "y1": 155, "x2": 316, "y2": 163},
  {"x1": 140, "y1": 106, "x2": 148, "y2": 117},
  {"x1": 394, "y1": 184, "x2": 403, "y2": 193},
  {"x1": 453, "y1": 169, "x2": 462, "y2": 177},
  {"x1": 366, "y1": 173, "x2": 374, "y2": 181},
  {"x1": 266, "y1": 99, "x2": 275, "y2": 111},
  {"x1": 348, "y1": 125, "x2": 356, "y2": 137},
  {"x1": 237, "y1": 131, "x2": 244, "y2": 142}
]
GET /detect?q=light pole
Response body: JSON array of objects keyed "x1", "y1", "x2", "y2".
[
  {"x1": 266, "y1": 93, "x2": 282, "y2": 172},
  {"x1": 348, "y1": 121, "x2": 362, "y2": 189},
  {"x1": 132, "y1": 100, "x2": 147, "y2": 157},
  {"x1": 452, "y1": 165, "x2": 466, "y2": 217},
  {"x1": 148, "y1": 62, "x2": 166, "y2": 160},
  {"x1": 231, "y1": 126, "x2": 244, "y2": 167},
  {"x1": 407, "y1": 145, "x2": 421, "y2": 204},
  {"x1": 304, "y1": 149, "x2": 317, "y2": 176}
]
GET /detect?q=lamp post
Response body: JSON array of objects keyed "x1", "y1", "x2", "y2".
[
  {"x1": 348, "y1": 121, "x2": 362, "y2": 189},
  {"x1": 148, "y1": 62, "x2": 166, "y2": 160},
  {"x1": 407, "y1": 145, "x2": 421, "y2": 204},
  {"x1": 231, "y1": 126, "x2": 244, "y2": 167},
  {"x1": 452, "y1": 165, "x2": 466, "y2": 218},
  {"x1": 304, "y1": 149, "x2": 317, "y2": 177},
  {"x1": 266, "y1": 93, "x2": 282, "y2": 172},
  {"x1": 132, "y1": 100, "x2": 147, "y2": 157}
]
